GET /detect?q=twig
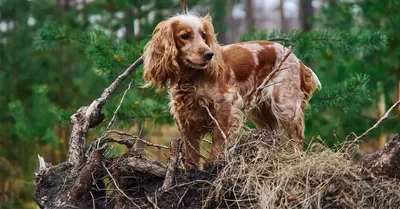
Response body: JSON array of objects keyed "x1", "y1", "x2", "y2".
[
  {"x1": 145, "y1": 193, "x2": 160, "y2": 209},
  {"x1": 177, "y1": 186, "x2": 191, "y2": 208},
  {"x1": 257, "y1": 45, "x2": 294, "y2": 91},
  {"x1": 185, "y1": 138, "x2": 209, "y2": 163},
  {"x1": 202, "y1": 105, "x2": 227, "y2": 140},
  {"x1": 68, "y1": 56, "x2": 143, "y2": 166},
  {"x1": 105, "y1": 79, "x2": 133, "y2": 132},
  {"x1": 90, "y1": 191, "x2": 96, "y2": 209},
  {"x1": 161, "y1": 138, "x2": 180, "y2": 191},
  {"x1": 202, "y1": 138, "x2": 212, "y2": 144},
  {"x1": 244, "y1": 46, "x2": 293, "y2": 112},
  {"x1": 164, "y1": 179, "x2": 215, "y2": 192},
  {"x1": 90, "y1": 137, "x2": 134, "y2": 151},
  {"x1": 353, "y1": 100, "x2": 400, "y2": 142},
  {"x1": 102, "y1": 162, "x2": 141, "y2": 208},
  {"x1": 107, "y1": 130, "x2": 170, "y2": 149}
]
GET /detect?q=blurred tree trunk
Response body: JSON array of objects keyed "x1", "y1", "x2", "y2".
[
  {"x1": 245, "y1": 0, "x2": 255, "y2": 31},
  {"x1": 279, "y1": 0, "x2": 288, "y2": 31},
  {"x1": 377, "y1": 81, "x2": 387, "y2": 149},
  {"x1": 299, "y1": 0, "x2": 313, "y2": 31}
]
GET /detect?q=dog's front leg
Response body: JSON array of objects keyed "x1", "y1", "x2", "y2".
[
  {"x1": 209, "y1": 101, "x2": 232, "y2": 162},
  {"x1": 182, "y1": 130, "x2": 202, "y2": 170}
]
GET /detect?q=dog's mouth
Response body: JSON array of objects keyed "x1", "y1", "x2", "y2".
[{"x1": 185, "y1": 60, "x2": 208, "y2": 69}]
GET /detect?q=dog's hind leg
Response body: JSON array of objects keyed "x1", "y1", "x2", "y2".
[
  {"x1": 270, "y1": 85, "x2": 305, "y2": 150},
  {"x1": 249, "y1": 101, "x2": 278, "y2": 131}
]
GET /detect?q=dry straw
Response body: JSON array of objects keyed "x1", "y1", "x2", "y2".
[{"x1": 206, "y1": 129, "x2": 400, "y2": 209}]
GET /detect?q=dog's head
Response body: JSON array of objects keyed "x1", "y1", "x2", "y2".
[{"x1": 143, "y1": 14, "x2": 221, "y2": 90}]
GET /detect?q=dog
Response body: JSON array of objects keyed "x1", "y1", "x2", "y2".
[{"x1": 143, "y1": 14, "x2": 321, "y2": 169}]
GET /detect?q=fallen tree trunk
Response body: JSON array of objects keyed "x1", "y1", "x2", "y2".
[{"x1": 361, "y1": 135, "x2": 400, "y2": 179}]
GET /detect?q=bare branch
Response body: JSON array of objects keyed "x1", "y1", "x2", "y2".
[
  {"x1": 202, "y1": 105, "x2": 227, "y2": 140},
  {"x1": 257, "y1": 45, "x2": 294, "y2": 91},
  {"x1": 145, "y1": 192, "x2": 160, "y2": 209},
  {"x1": 105, "y1": 78, "x2": 134, "y2": 132},
  {"x1": 106, "y1": 130, "x2": 170, "y2": 149},
  {"x1": 102, "y1": 162, "x2": 141, "y2": 208},
  {"x1": 245, "y1": 46, "x2": 294, "y2": 112},
  {"x1": 68, "y1": 56, "x2": 143, "y2": 166},
  {"x1": 88, "y1": 137, "x2": 134, "y2": 152},
  {"x1": 353, "y1": 100, "x2": 400, "y2": 142}
]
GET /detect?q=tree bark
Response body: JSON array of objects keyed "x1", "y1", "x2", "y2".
[{"x1": 361, "y1": 135, "x2": 400, "y2": 179}]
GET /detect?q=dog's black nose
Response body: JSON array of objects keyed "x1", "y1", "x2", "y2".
[{"x1": 204, "y1": 50, "x2": 214, "y2": 60}]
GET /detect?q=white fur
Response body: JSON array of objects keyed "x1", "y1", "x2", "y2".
[
  {"x1": 308, "y1": 67, "x2": 322, "y2": 89},
  {"x1": 170, "y1": 14, "x2": 202, "y2": 32},
  {"x1": 242, "y1": 43, "x2": 264, "y2": 66}
]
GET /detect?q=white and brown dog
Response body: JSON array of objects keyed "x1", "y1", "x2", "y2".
[{"x1": 143, "y1": 14, "x2": 321, "y2": 169}]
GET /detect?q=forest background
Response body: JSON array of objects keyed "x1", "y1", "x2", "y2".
[{"x1": 0, "y1": 0, "x2": 399, "y2": 208}]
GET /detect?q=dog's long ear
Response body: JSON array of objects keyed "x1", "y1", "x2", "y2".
[
  {"x1": 143, "y1": 20, "x2": 179, "y2": 91},
  {"x1": 201, "y1": 15, "x2": 223, "y2": 82}
]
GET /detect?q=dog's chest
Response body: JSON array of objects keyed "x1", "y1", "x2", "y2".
[{"x1": 170, "y1": 84, "x2": 219, "y2": 128}]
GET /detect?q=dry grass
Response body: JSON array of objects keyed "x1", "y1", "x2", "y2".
[{"x1": 207, "y1": 129, "x2": 400, "y2": 209}]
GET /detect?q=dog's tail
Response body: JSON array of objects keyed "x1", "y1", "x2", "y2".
[{"x1": 299, "y1": 62, "x2": 321, "y2": 108}]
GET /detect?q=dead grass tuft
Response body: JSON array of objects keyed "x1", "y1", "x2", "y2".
[{"x1": 207, "y1": 129, "x2": 400, "y2": 209}]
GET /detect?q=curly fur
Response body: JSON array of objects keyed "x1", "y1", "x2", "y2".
[{"x1": 143, "y1": 14, "x2": 321, "y2": 169}]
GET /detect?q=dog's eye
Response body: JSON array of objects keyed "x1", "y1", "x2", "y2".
[
  {"x1": 181, "y1": 34, "x2": 190, "y2": 40},
  {"x1": 202, "y1": 33, "x2": 207, "y2": 40}
]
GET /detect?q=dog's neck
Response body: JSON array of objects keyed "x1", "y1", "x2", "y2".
[{"x1": 177, "y1": 62, "x2": 208, "y2": 83}]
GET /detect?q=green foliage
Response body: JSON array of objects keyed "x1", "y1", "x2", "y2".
[
  {"x1": 310, "y1": 74, "x2": 370, "y2": 113},
  {"x1": 241, "y1": 30, "x2": 388, "y2": 60},
  {"x1": 1, "y1": 0, "x2": 399, "y2": 207}
]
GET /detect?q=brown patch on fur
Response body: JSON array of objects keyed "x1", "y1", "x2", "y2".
[
  {"x1": 299, "y1": 62, "x2": 318, "y2": 109},
  {"x1": 255, "y1": 47, "x2": 277, "y2": 86},
  {"x1": 273, "y1": 86, "x2": 280, "y2": 103},
  {"x1": 223, "y1": 46, "x2": 256, "y2": 82}
]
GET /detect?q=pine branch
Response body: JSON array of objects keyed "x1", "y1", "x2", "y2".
[
  {"x1": 310, "y1": 74, "x2": 370, "y2": 112},
  {"x1": 242, "y1": 30, "x2": 387, "y2": 58}
]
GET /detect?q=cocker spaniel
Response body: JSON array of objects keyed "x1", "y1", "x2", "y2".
[{"x1": 143, "y1": 14, "x2": 321, "y2": 169}]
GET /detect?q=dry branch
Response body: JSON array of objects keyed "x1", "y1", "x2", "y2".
[
  {"x1": 161, "y1": 138, "x2": 181, "y2": 191},
  {"x1": 246, "y1": 45, "x2": 294, "y2": 111},
  {"x1": 256, "y1": 45, "x2": 294, "y2": 91},
  {"x1": 353, "y1": 100, "x2": 400, "y2": 142},
  {"x1": 103, "y1": 162, "x2": 141, "y2": 208},
  {"x1": 105, "y1": 78, "x2": 134, "y2": 131},
  {"x1": 107, "y1": 130, "x2": 170, "y2": 149},
  {"x1": 68, "y1": 57, "x2": 143, "y2": 166}
]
